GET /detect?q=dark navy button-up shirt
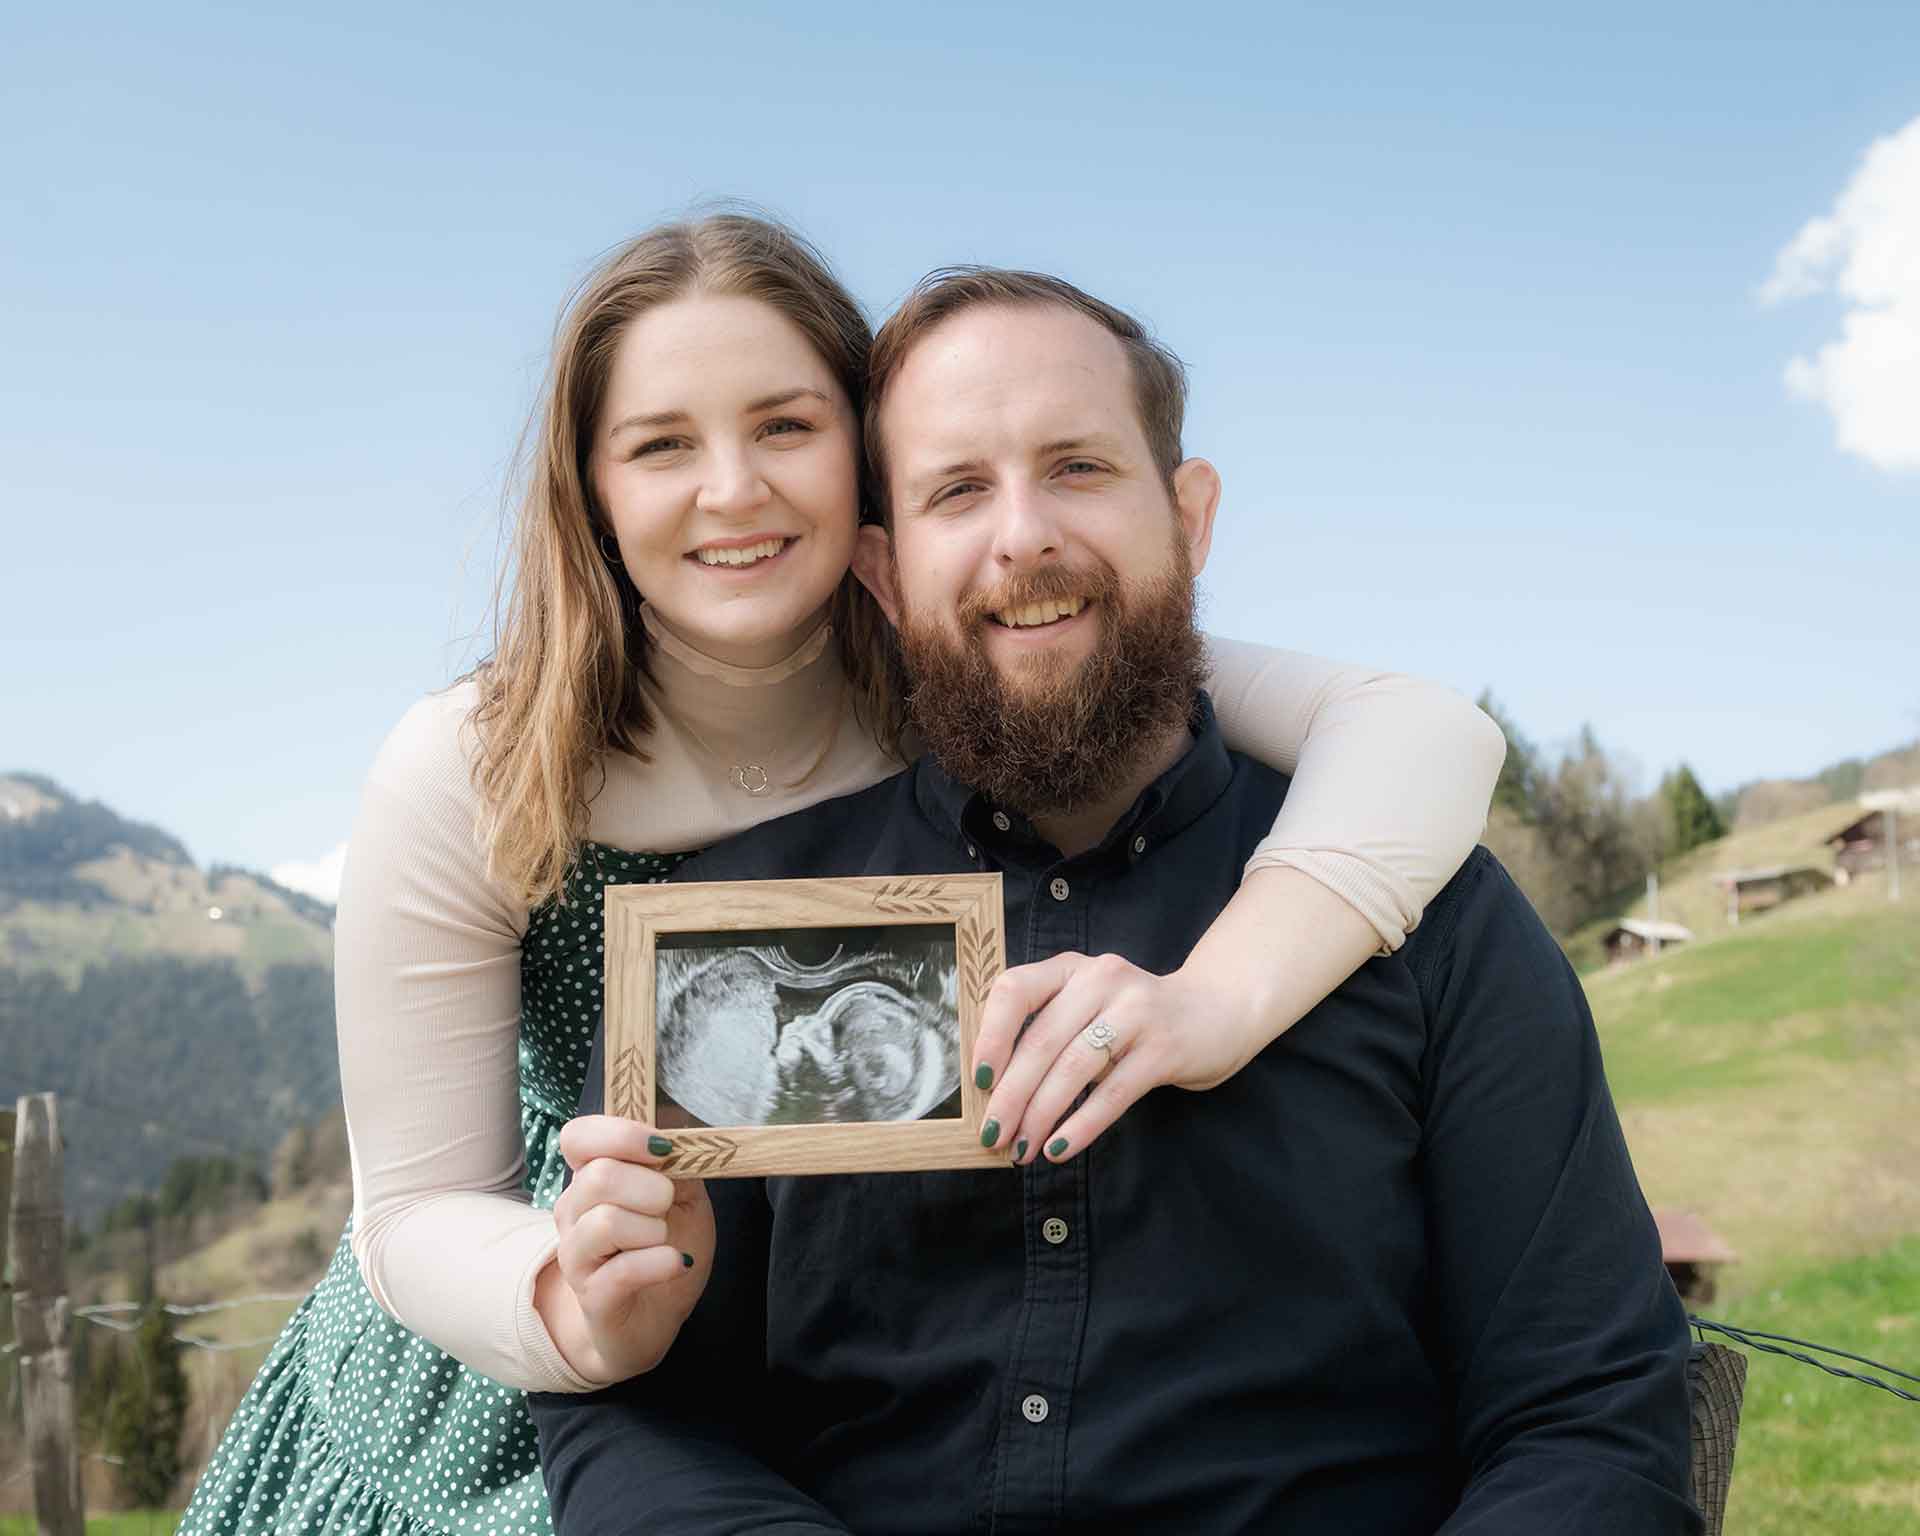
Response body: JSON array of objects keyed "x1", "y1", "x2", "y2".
[{"x1": 532, "y1": 697, "x2": 1699, "y2": 1535}]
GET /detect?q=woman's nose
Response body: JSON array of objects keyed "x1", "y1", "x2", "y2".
[{"x1": 696, "y1": 444, "x2": 772, "y2": 517}]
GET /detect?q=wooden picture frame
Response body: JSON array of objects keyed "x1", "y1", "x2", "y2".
[{"x1": 604, "y1": 874, "x2": 1007, "y2": 1178}]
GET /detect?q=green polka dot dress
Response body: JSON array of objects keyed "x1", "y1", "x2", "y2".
[{"x1": 180, "y1": 844, "x2": 696, "y2": 1535}]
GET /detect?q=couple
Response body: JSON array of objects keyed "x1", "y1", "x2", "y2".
[
  {"x1": 181, "y1": 214, "x2": 1686, "y2": 1535},
  {"x1": 528, "y1": 269, "x2": 1697, "y2": 1529}
]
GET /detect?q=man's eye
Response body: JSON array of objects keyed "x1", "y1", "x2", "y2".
[
  {"x1": 1060, "y1": 460, "x2": 1102, "y2": 476},
  {"x1": 933, "y1": 482, "x2": 983, "y2": 505}
]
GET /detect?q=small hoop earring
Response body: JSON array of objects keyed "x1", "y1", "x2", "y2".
[{"x1": 598, "y1": 532, "x2": 623, "y2": 567}]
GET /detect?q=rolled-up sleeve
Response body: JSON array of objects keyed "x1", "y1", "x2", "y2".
[{"x1": 1204, "y1": 634, "x2": 1505, "y2": 951}]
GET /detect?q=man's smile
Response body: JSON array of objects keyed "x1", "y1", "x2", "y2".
[{"x1": 987, "y1": 595, "x2": 1089, "y2": 629}]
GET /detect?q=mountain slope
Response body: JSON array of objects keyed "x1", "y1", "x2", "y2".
[{"x1": 1, "y1": 774, "x2": 340, "y2": 1224}]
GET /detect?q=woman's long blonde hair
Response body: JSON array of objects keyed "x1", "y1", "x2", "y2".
[{"x1": 467, "y1": 213, "x2": 902, "y2": 907}]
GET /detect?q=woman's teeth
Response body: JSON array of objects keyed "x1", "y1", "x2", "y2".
[
  {"x1": 695, "y1": 537, "x2": 787, "y2": 567},
  {"x1": 993, "y1": 596, "x2": 1087, "y2": 629}
]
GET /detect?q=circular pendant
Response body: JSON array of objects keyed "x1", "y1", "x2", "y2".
[{"x1": 733, "y1": 763, "x2": 771, "y2": 796}]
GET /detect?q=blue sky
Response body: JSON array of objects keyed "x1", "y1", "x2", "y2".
[{"x1": 5, "y1": 2, "x2": 1917, "y2": 894}]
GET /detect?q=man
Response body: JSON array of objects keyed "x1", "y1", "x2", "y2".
[{"x1": 529, "y1": 271, "x2": 1699, "y2": 1533}]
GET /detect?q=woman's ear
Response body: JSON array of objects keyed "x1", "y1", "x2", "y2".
[{"x1": 852, "y1": 523, "x2": 903, "y2": 627}]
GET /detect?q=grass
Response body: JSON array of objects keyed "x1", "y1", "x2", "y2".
[
  {"x1": 0, "y1": 1517, "x2": 180, "y2": 1535},
  {"x1": 1587, "y1": 871, "x2": 1920, "y2": 1529},
  {"x1": 1593, "y1": 880, "x2": 1920, "y2": 1279},
  {"x1": 1711, "y1": 1241, "x2": 1920, "y2": 1536}
]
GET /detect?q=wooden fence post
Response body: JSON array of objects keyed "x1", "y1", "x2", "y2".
[
  {"x1": 10, "y1": 1094, "x2": 83, "y2": 1536},
  {"x1": 1, "y1": 1105, "x2": 14, "y2": 1430}
]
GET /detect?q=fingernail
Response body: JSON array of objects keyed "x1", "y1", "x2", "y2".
[
  {"x1": 681, "y1": 1251, "x2": 695, "y2": 1269},
  {"x1": 647, "y1": 1135, "x2": 673, "y2": 1156},
  {"x1": 975, "y1": 1063, "x2": 994, "y2": 1090},
  {"x1": 980, "y1": 1118, "x2": 1000, "y2": 1148},
  {"x1": 1015, "y1": 1139, "x2": 1029, "y2": 1161},
  {"x1": 1047, "y1": 1137, "x2": 1069, "y2": 1159}
]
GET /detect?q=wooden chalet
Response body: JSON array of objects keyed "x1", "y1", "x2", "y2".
[
  {"x1": 1711, "y1": 864, "x2": 1833, "y2": 924},
  {"x1": 1602, "y1": 918, "x2": 1695, "y2": 966},
  {"x1": 1823, "y1": 789, "x2": 1919, "y2": 881}
]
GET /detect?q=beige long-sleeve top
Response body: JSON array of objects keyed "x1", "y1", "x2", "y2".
[{"x1": 335, "y1": 615, "x2": 1505, "y2": 1392}]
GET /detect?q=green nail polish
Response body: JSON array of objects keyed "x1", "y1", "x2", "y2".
[
  {"x1": 1047, "y1": 1137, "x2": 1069, "y2": 1159},
  {"x1": 980, "y1": 1118, "x2": 1000, "y2": 1148},
  {"x1": 1015, "y1": 1139, "x2": 1029, "y2": 1160},
  {"x1": 680, "y1": 1251, "x2": 695, "y2": 1269},
  {"x1": 647, "y1": 1134, "x2": 673, "y2": 1156},
  {"x1": 975, "y1": 1063, "x2": 994, "y2": 1090}
]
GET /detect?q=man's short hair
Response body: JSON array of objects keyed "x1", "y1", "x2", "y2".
[{"x1": 864, "y1": 268, "x2": 1190, "y2": 522}]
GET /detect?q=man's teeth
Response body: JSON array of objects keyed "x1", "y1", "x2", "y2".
[
  {"x1": 993, "y1": 596, "x2": 1087, "y2": 629},
  {"x1": 695, "y1": 537, "x2": 787, "y2": 567}
]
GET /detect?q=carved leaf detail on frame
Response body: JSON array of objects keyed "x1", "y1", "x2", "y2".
[
  {"x1": 663, "y1": 1133, "x2": 741, "y2": 1176},
  {"x1": 957, "y1": 908, "x2": 998, "y2": 1014},
  {"x1": 610, "y1": 1046, "x2": 648, "y2": 1121},
  {"x1": 869, "y1": 877, "x2": 958, "y2": 917}
]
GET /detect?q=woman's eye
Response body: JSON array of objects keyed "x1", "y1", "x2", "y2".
[
  {"x1": 761, "y1": 417, "x2": 811, "y2": 439},
  {"x1": 632, "y1": 436, "x2": 686, "y2": 458}
]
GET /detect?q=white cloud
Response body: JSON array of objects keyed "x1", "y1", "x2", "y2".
[
  {"x1": 1758, "y1": 114, "x2": 1920, "y2": 472},
  {"x1": 272, "y1": 842, "x2": 348, "y2": 906}
]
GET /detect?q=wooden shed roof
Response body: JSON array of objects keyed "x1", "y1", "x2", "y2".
[
  {"x1": 1654, "y1": 1208, "x2": 1738, "y2": 1265},
  {"x1": 1607, "y1": 918, "x2": 1695, "y2": 944},
  {"x1": 1710, "y1": 863, "x2": 1833, "y2": 888}
]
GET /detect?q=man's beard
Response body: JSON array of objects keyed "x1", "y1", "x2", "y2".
[{"x1": 893, "y1": 544, "x2": 1208, "y2": 818}]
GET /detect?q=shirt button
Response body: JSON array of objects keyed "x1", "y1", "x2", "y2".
[
  {"x1": 1021, "y1": 1393, "x2": 1049, "y2": 1424},
  {"x1": 992, "y1": 811, "x2": 1012, "y2": 832},
  {"x1": 1042, "y1": 1217, "x2": 1069, "y2": 1245},
  {"x1": 1132, "y1": 834, "x2": 1147, "y2": 855},
  {"x1": 1049, "y1": 876, "x2": 1070, "y2": 901},
  {"x1": 966, "y1": 844, "x2": 977, "y2": 859}
]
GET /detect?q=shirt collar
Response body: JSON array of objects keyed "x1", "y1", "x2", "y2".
[{"x1": 914, "y1": 691, "x2": 1233, "y2": 862}]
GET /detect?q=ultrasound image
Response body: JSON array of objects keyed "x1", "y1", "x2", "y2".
[{"x1": 655, "y1": 924, "x2": 959, "y2": 1127}]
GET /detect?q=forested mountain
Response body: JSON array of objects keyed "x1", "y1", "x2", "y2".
[{"x1": 0, "y1": 774, "x2": 339, "y2": 1225}]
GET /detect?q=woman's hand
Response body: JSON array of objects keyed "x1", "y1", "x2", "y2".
[
  {"x1": 537, "y1": 1115, "x2": 715, "y2": 1385},
  {"x1": 972, "y1": 868, "x2": 1381, "y2": 1162}
]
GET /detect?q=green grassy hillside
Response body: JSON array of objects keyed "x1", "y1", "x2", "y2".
[
  {"x1": 2, "y1": 848, "x2": 331, "y2": 985},
  {"x1": 1564, "y1": 798, "x2": 1870, "y2": 972},
  {"x1": 1589, "y1": 870, "x2": 1920, "y2": 1531}
]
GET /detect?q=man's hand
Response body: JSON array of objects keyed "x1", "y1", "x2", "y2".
[
  {"x1": 970, "y1": 951, "x2": 1260, "y2": 1164},
  {"x1": 538, "y1": 1115, "x2": 715, "y2": 1385}
]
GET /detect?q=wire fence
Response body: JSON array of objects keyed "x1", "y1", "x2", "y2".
[
  {"x1": 1, "y1": 1294, "x2": 313, "y2": 1355},
  {"x1": 79, "y1": 1294, "x2": 302, "y2": 1353},
  {"x1": 1690, "y1": 1313, "x2": 1920, "y2": 1405}
]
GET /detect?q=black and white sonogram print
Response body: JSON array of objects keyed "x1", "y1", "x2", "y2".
[{"x1": 655, "y1": 924, "x2": 960, "y2": 1127}]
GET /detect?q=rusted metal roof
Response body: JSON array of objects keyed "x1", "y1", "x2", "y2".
[{"x1": 1654, "y1": 1208, "x2": 1738, "y2": 1265}]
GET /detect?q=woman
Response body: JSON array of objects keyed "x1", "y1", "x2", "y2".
[{"x1": 182, "y1": 213, "x2": 1504, "y2": 1535}]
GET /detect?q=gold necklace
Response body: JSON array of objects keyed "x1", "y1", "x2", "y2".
[{"x1": 676, "y1": 673, "x2": 847, "y2": 798}]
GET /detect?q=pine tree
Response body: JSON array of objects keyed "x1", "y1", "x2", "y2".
[
  {"x1": 103, "y1": 1303, "x2": 189, "y2": 1507},
  {"x1": 1662, "y1": 763, "x2": 1727, "y2": 855}
]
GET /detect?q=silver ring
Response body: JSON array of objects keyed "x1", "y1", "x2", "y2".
[{"x1": 1081, "y1": 1018, "x2": 1117, "y2": 1060}]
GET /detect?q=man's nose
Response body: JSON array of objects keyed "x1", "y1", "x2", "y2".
[
  {"x1": 696, "y1": 442, "x2": 772, "y2": 518},
  {"x1": 989, "y1": 480, "x2": 1064, "y2": 569}
]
